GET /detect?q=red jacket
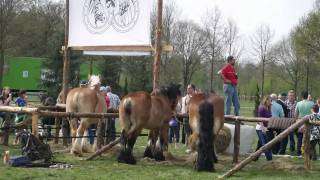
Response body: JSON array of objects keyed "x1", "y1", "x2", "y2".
[
  {"x1": 221, "y1": 63, "x2": 238, "y2": 85},
  {"x1": 105, "y1": 96, "x2": 110, "y2": 109}
]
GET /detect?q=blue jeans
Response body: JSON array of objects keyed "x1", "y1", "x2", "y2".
[
  {"x1": 256, "y1": 130, "x2": 272, "y2": 161},
  {"x1": 296, "y1": 132, "x2": 303, "y2": 156},
  {"x1": 289, "y1": 132, "x2": 295, "y2": 152},
  {"x1": 223, "y1": 84, "x2": 240, "y2": 116}
]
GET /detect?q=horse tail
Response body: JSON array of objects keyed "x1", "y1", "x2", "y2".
[
  {"x1": 123, "y1": 98, "x2": 132, "y2": 115},
  {"x1": 121, "y1": 98, "x2": 135, "y2": 135},
  {"x1": 196, "y1": 100, "x2": 214, "y2": 171}
]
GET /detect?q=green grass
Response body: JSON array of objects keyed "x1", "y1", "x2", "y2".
[
  {"x1": 2, "y1": 135, "x2": 320, "y2": 180},
  {"x1": 1, "y1": 100, "x2": 320, "y2": 179}
]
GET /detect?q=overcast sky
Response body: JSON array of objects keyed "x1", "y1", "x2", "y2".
[
  {"x1": 173, "y1": 0, "x2": 314, "y2": 40},
  {"x1": 168, "y1": 0, "x2": 315, "y2": 62}
]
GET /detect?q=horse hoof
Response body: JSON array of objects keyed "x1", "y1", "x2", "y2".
[
  {"x1": 71, "y1": 148, "x2": 82, "y2": 157},
  {"x1": 154, "y1": 152, "x2": 165, "y2": 161},
  {"x1": 70, "y1": 150, "x2": 82, "y2": 157},
  {"x1": 117, "y1": 155, "x2": 136, "y2": 165},
  {"x1": 194, "y1": 165, "x2": 215, "y2": 172},
  {"x1": 82, "y1": 145, "x2": 93, "y2": 153},
  {"x1": 143, "y1": 147, "x2": 154, "y2": 159}
]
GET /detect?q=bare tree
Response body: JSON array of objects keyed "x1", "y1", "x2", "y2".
[
  {"x1": 202, "y1": 7, "x2": 225, "y2": 91},
  {"x1": 269, "y1": 37, "x2": 304, "y2": 94},
  {"x1": 0, "y1": 0, "x2": 24, "y2": 87},
  {"x1": 251, "y1": 24, "x2": 274, "y2": 96},
  {"x1": 161, "y1": 0, "x2": 180, "y2": 84},
  {"x1": 225, "y1": 18, "x2": 243, "y2": 59},
  {"x1": 172, "y1": 21, "x2": 207, "y2": 90}
]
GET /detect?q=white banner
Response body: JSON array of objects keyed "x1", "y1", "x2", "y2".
[
  {"x1": 83, "y1": 51, "x2": 150, "y2": 56},
  {"x1": 69, "y1": 0, "x2": 152, "y2": 47}
]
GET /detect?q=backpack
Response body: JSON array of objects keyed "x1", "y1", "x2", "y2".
[{"x1": 19, "y1": 131, "x2": 53, "y2": 162}]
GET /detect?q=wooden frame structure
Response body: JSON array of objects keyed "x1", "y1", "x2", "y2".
[{"x1": 62, "y1": 0, "x2": 165, "y2": 103}]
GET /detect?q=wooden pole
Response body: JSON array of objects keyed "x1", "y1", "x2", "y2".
[
  {"x1": 86, "y1": 137, "x2": 121, "y2": 160},
  {"x1": 96, "y1": 117, "x2": 105, "y2": 149},
  {"x1": 233, "y1": 119, "x2": 241, "y2": 163},
  {"x1": 54, "y1": 117, "x2": 61, "y2": 144},
  {"x1": 62, "y1": 0, "x2": 70, "y2": 103},
  {"x1": 303, "y1": 121, "x2": 311, "y2": 170},
  {"x1": 152, "y1": 0, "x2": 163, "y2": 91},
  {"x1": 219, "y1": 117, "x2": 307, "y2": 179},
  {"x1": 31, "y1": 112, "x2": 39, "y2": 137}
]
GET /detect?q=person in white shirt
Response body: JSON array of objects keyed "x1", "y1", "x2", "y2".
[{"x1": 179, "y1": 84, "x2": 195, "y2": 145}]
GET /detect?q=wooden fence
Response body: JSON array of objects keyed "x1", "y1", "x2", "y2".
[{"x1": 1, "y1": 106, "x2": 319, "y2": 178}]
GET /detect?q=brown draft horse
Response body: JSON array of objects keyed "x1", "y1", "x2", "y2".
[
  {"x1": 117, "y1": 84, "x2": 181, "y2": 164},
  {"x1": 188, "y1": 92, "x2": 224, "y2": 171},
  {"x1": 66, "y1": 75, "x2": 107, "y2": 156}
]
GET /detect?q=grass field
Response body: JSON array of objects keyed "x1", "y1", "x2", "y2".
[{"x1": 1, "y1": 100, "x2": 320, "y2": 179}]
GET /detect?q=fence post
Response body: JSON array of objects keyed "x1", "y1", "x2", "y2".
[
  {"x1": 54, "y1": 117, "x2": 61, "y2": 144},
  {"x1": 0, "y1": 113, "x2": 11, "y2": 146},
  {"x1": 96, "y1": 117, "x2": 105, "y2": 150},
  {"x1": 31, "y1": 112, "x2": 39, "y2": 137},
  {"x1": 303, "y1": 121, "x2": 311, "y2": 170},
  {"x1": 233, "y1": 119, "x2": 241, "y2": 163}
]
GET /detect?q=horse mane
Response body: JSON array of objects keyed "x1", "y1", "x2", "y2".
[{"x1": 158, "y1": 83, "x2": 181, "y2": 101}]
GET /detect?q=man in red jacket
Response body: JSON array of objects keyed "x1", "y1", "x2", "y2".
[{"x1": 220, "y1": 56, "x2": 240, "y2": 116}]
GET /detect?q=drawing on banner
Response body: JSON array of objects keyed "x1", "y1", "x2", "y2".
[{"x1": 83, "y1": 0, "x2": 140, "y2": 34}]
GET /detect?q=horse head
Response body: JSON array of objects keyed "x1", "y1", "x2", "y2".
[
  {"x1": 88, "y1": 75, "x2": 101, "y2": 91},
  {"x1": 159, "y1": 83, "x2": 181, "y2": 110}
]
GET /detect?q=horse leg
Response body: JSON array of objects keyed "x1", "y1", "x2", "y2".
[
  {"x1": 118, "y1": 130, "x2": 138, "y2": 164},
  {"x1": 82, "y1": 129, "x2": 93, "y2": 153},
  {"x1": 71, "y1": 122, "x2": 86, "y2": 156},
  {"x1": 144, "y1": 130, "x2": 156, "y2": 159},
  {"x1": 188, "y1": 132, "x2": 199, "y2": 153},
  {"x1": 154, "y1": 126, "x2": 169, "y2": 161},
  {"x1": 212, "y1": 136, "x2": 218, "y2": 163},
  {"x1": 69, "y1": 118, "x2": 78, "y2": 144}
]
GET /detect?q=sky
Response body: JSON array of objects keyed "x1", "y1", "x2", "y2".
[
  {"x1": 174, "y1": 0, "x2": 314, "y2": 40},
  {"x1": 170, "y1": 0, "x2": 315, "y2": 62}
]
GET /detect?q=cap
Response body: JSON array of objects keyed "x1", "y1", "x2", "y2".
[
  {"x1": 80, "y1": 80, "x2": 87, "y2": 85},
  {"x1": 100, "y1": 86, "x2": 107, "y2": 92}
]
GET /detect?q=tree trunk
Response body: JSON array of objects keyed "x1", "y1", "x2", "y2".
[
  {"x1": 210, "y1": 56, "x2": 214, "y2": 91},
  {"x1": 261, "y1": 59, "x2": 265, "y2": 96},
  {"x1": 0, "y1": 35, "x2": 4, "y2": 87}
]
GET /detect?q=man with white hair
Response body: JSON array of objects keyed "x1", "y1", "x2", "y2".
[
  {"x1": 268, "y1": 93, "x2": 285, "y2": 154},
  {"x1": 105, "y1": 85, "x2": 120, "y2": 143}
]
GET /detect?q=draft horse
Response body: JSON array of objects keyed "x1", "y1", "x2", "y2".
[
  {"x1": 117, "y1": 84, "x2": 181, "y2": 164},
  {"x1": 66, "y1": 75, "x2": 107, "y2": 156},
  {"x1": 188, "y1": 92, "x2": 224, "y2": 171}
]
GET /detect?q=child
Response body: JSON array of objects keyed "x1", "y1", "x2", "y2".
[
  {"x1": 15, "y1": 90, "x2": 27, "y2": 107},
  {"x1": 309, "y1": 104, "x2": 320, "y2": 160}
]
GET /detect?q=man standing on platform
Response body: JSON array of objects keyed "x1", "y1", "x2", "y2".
[{"x1": 220, "y1": 56, "x2": 240, "y2": 116}]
